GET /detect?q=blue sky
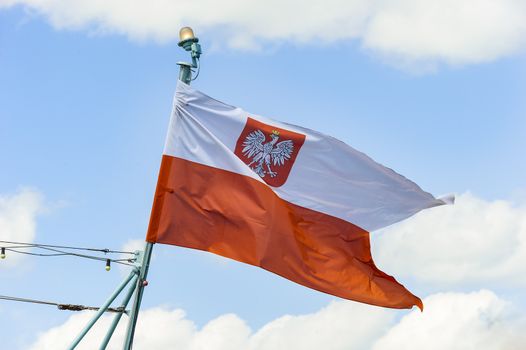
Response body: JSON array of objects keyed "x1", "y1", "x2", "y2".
[{"x1": 1, "y1": 2, "x2": 526, "y2": 349}]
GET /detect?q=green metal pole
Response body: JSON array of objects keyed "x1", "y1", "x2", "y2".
[
  {"x1": 122, "y1": 26, "x2": 201, "y2": 349},
  {"x1": 68, "y1": 268, "x2": 139, "y2": 349},
  {"x1": 123, "y1": 242, "x2": 153, "y2": 349},
  {"x1": 99, "y1": 274, "x2": 138, "y2": 350}
]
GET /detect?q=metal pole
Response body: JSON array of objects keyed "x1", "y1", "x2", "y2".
[
  {"x1": 178, "y1": 62, "x2": 193, "y2": 84},
  {"x1": 98, "y1": 274, "x2": 138, "y2": 350},
  {"x1": 122, "y1": 26, "x2": 202, "y2": 349},
  {"x1": 123, "y1": 242, "x2": 153, "y2": 349},
  {"x1": 68, "y1": 268, "x2": 139, "y2": 349}
]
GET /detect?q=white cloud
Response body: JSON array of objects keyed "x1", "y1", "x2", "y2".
[
  {"x1": 121, "y1": 239, "x2": 145, "y2": 254},
  {"x1": 372, "y1": 193, "x2": 526, "y2": 286},
  {"x1": 1, "y1": 0, "x2": 525, "y2": 68},
  {"x1": 249, "y1": 301, "x2": 393, "y2": 350},
  {"x1": 29, "y1": 307, "x2": 251, "y2": 350},
  {"x1": 0, "y1": 188, "x2": 44, "y2": 267},
  {"x1": 115, "y1": 239, "x2": 145, "y2": 274},
  {"x1": 28, "y1": 300, "x2": 392, "y2": 350},
  {"x1": 374, "y1": 290, "x2": 526, "y2": 350},
  {"x1": 28, "y1": 290, "x2": 524, "y2": 350},
  {"x1": 363, "y1": 0, "x2": 526, "y2": 68}
]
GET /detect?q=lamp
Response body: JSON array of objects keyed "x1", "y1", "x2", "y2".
[
  {"x1": 179, "y1": 27, "x2": 196, "y2": 42},
  {"x1": 177, "y1": 26, "x2": 202, "y2": 84}
]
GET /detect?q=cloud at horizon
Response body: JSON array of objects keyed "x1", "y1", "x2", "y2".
[
  {"x1": 28, "y1": 290, "x2": 525, "y2": 350},
  {"x1": 1, "y1": 0, "x2": 525, "y2": 70}
]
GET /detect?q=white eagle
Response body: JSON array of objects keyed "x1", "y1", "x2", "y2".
[{"x1": 242, "y1": 129, "x2": 294, "y2": 178}]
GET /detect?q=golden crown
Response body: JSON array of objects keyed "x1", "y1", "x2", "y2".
[{"x1": 271, "y1": 130, "x2": 280, "y2": 136}]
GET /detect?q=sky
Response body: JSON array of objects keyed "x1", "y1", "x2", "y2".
[{"x1": 1, "y1": 1, "x2": 526, "y2": 349}]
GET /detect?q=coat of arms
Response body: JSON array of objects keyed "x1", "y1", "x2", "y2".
[
  {"x1": 241, "y1": 129, "x2": 293, "y2": 178},
  {"x1": 234, "y1": 117, "x2": 306, "y2": 187}
]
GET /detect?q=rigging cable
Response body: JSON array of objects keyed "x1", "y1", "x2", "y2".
[
  {"x1": 0, "y1": 294, "x2": 126, "y2": 313},
  {"x1": 0, "y1": 240, "x2": 136, "y2": 254},
  {"x1": 0, "y1": 240, "x2": 138, "y2": 266}
]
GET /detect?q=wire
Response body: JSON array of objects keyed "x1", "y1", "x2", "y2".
[
  {"x1": 5, "y1": 248, "x2": 69, "y2": 257},
  {"x1": 191, "y1": 58, "x2": 201, "y2": 81},
  {"x1": 38, "y1": 246, "x2": 136, "y2": 265},
  {"x1": 4, "y1": 247, "x2": 136, "y2": 266},
  {"x1": 0, "y1": 241, "x2": 138, "y2": 266},
  {"x1": 0, "y1": 294, "x2": 127, "y2": 313},
  {"x1": 0, "y1": 294, "x2": 56, "y2": 306},
  {"x1": 0, "y1": 240, "x2": 136, "y2": 255}
]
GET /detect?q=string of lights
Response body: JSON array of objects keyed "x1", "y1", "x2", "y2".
[
  {"x1": 0, "y1": 240, "x2": 136, "y2": 254},
  {"x1": 0, "y1": 240, "x2": 138, "y2": 267}
]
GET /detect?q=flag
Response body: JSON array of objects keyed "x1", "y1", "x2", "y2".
[{"x1": 146, "y1": 81, "x2": 453, "y2": 310}]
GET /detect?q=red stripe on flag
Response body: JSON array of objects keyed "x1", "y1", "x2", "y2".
[{"x1": 147, "y1": 155, "x2": 422, "y2": 310}]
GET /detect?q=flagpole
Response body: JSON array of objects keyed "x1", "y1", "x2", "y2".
[
  {"x1": 122, "y1": 27, "x2": 202, "y2": 350},
  {"x1": 122, "y1": 243, "x2": 152, "y2": 349}
]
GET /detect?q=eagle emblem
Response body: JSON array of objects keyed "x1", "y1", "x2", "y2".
[
  {"x1": 234, "y1": 117, "x2": 306, "y2": 187},
  {"x1": 241, "y1": 129, "x2": 294, "y2": 178}
]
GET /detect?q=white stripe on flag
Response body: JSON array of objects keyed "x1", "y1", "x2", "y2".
[{"x1": 164, "y1": 81, "x2": 451, "y2": 232}]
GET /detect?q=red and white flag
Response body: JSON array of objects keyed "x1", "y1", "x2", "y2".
[{"x1": 146, "y1": 81, "x2": 453, "y2": 310}]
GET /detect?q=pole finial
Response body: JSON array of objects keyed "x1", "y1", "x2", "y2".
[
  {"x1": 177, "y1": 26, "x2": 202, "y2": 84},
  {"x1": 179, "y1": 27, "x2": 196, "y2": 42}
]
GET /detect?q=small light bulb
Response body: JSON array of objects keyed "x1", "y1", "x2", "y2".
[
  {"x1": 105, "y1": 259, "x2": 111, "y2": 271},
  {"x1": 179, "y1": 27, "x2": 195, "y2": 42},
  {"x1": 0, "y1": 247, "x2": 5, "y2": 259}
]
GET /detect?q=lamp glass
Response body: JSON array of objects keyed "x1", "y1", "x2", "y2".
[{"x1": 179, "y1": 27, "x2": 195, "y2": 41}]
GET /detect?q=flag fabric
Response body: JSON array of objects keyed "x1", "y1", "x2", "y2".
[{"x1": 146, "y1": 81, "x2": 453, "y2": 310}]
